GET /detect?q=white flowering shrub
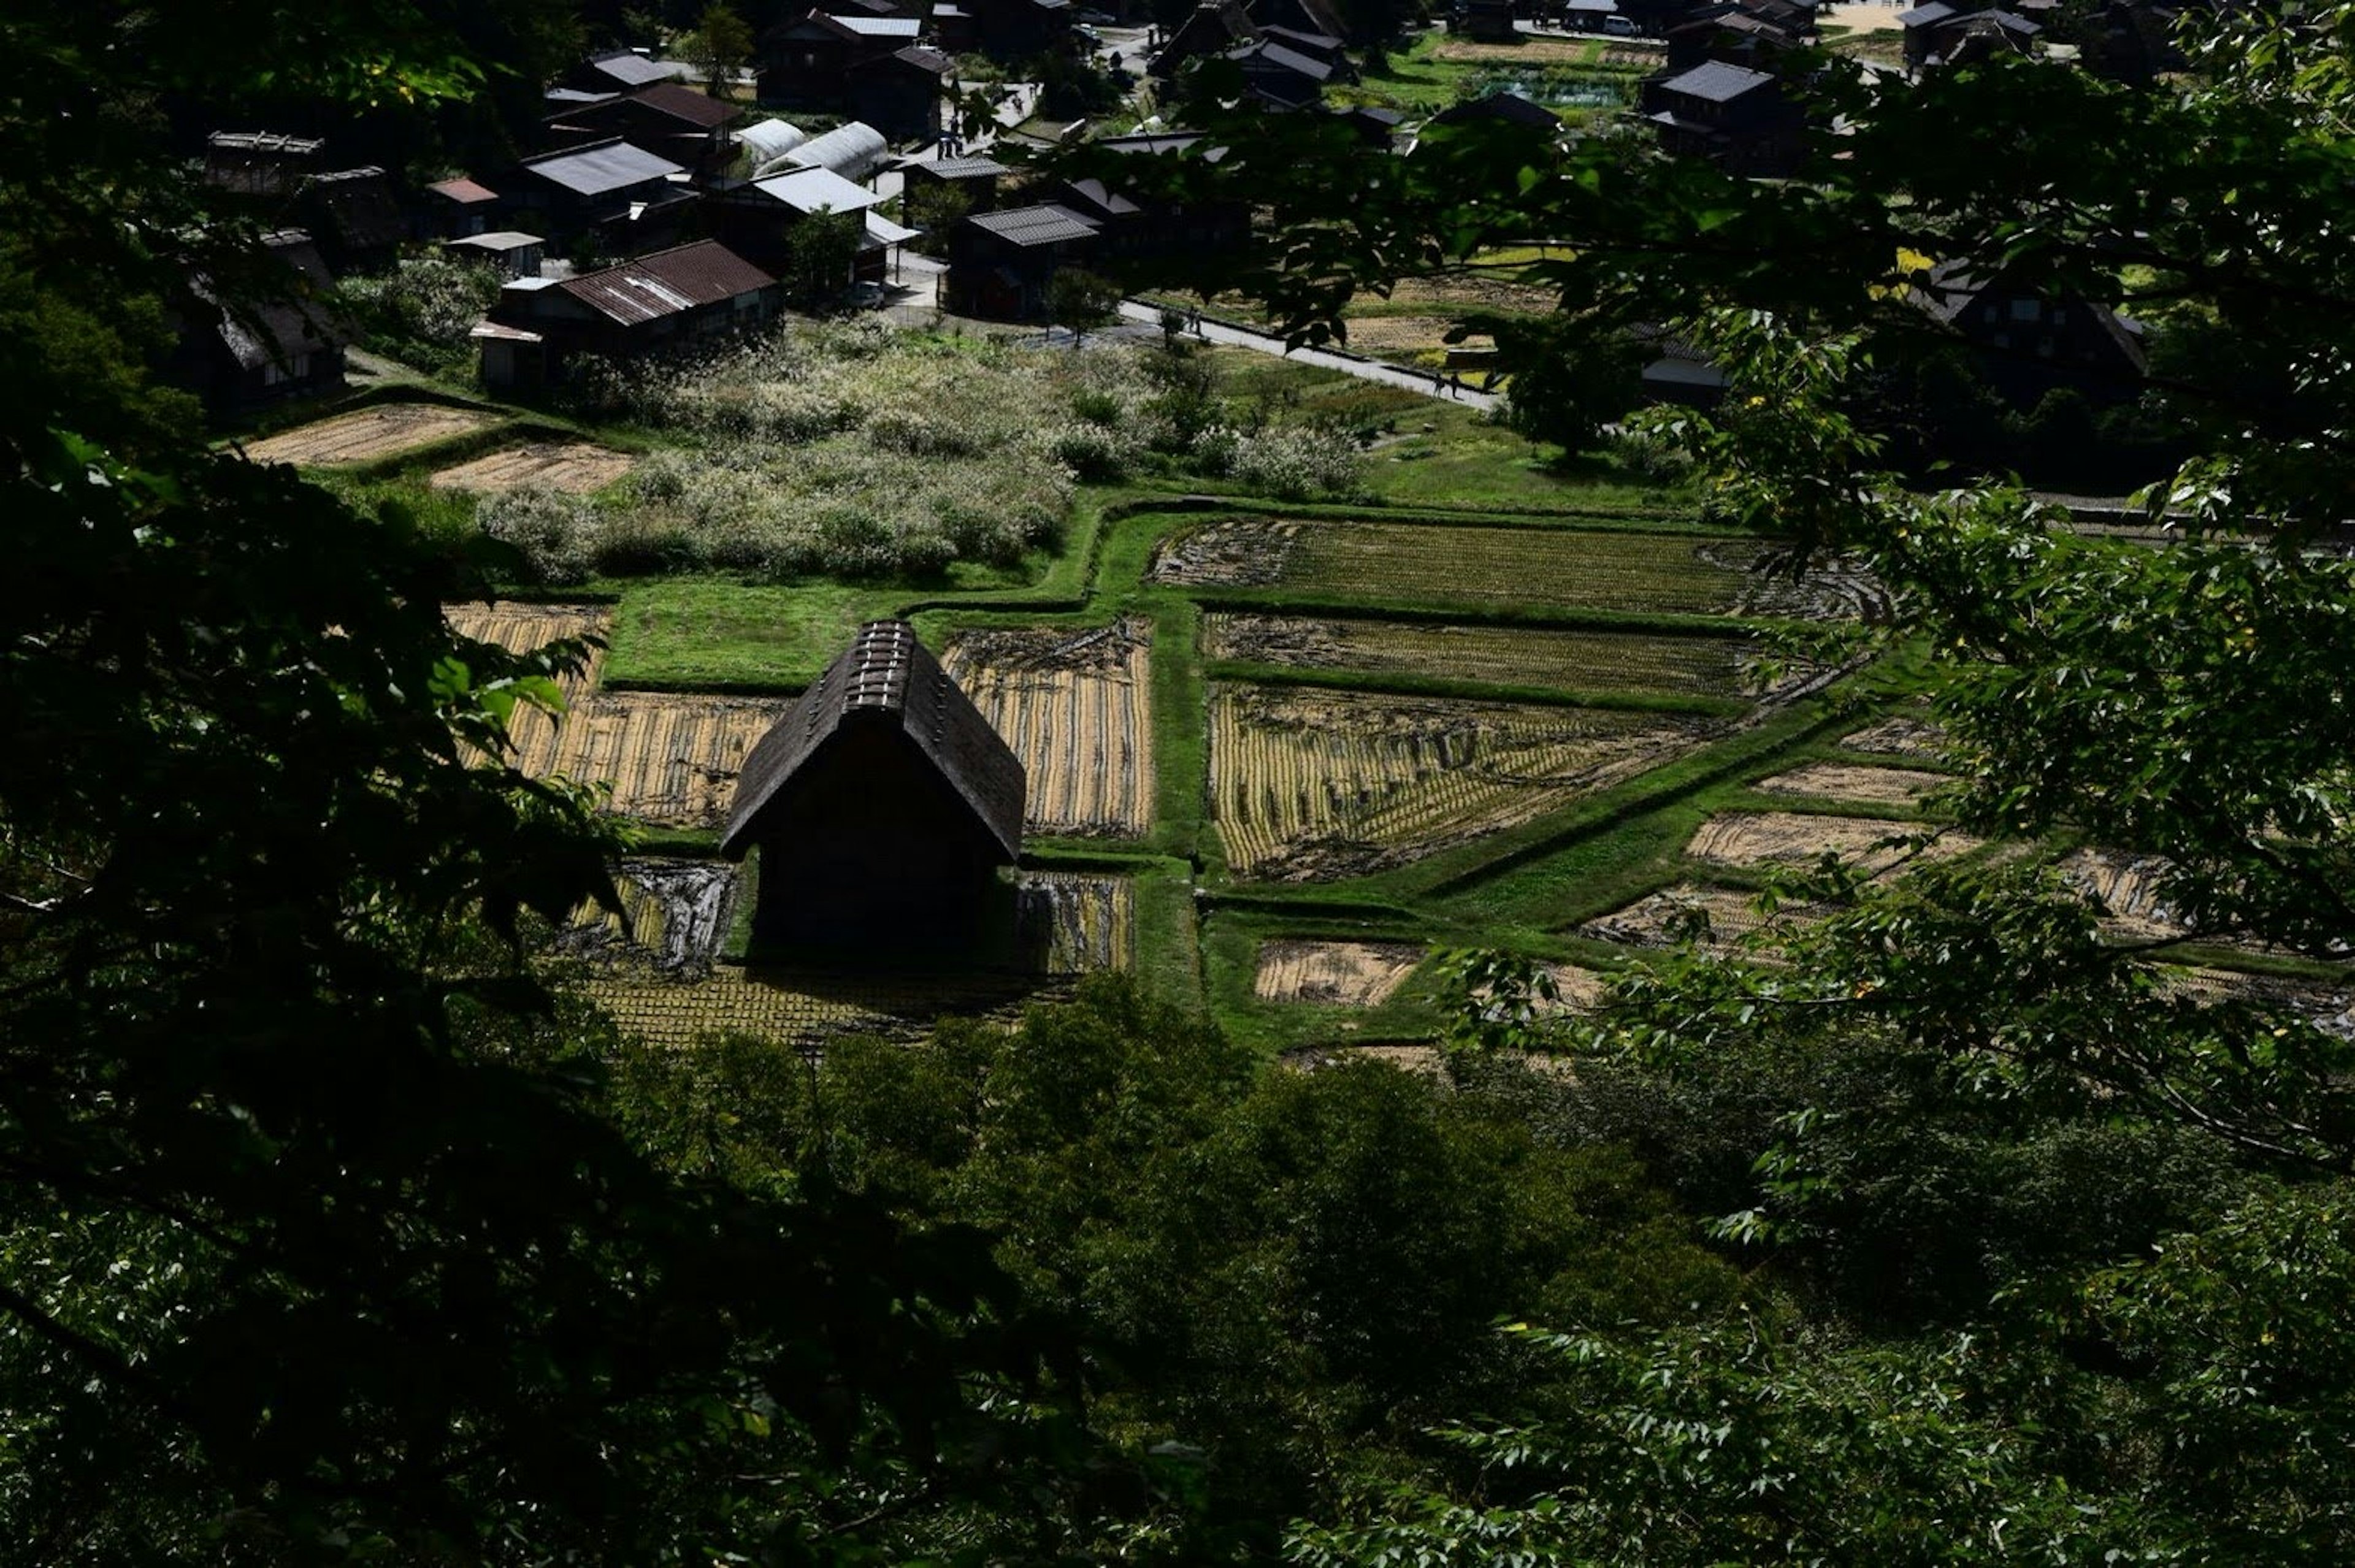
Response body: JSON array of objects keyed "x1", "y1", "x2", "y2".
[
  {"x1": 477, "y1": 488, "x2": 597, "y2": 586},
  {"x1": 1230, "y1": 422, "x2": 1366, "y2": 501}
]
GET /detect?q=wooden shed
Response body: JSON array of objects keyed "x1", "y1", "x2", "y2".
[{"x1": 721, "y1": 621, "x2": 1025, "y2": 954}]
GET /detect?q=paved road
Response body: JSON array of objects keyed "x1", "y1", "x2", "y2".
[{"x1": 1114, "y1": 301, "x2": 1502, "y2": 410}]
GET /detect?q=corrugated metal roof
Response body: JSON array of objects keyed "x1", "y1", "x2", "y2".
[
  {"x1": 722, "y1": 621, "x2": 1024, "y2": 863},
  {"x1": 556, "y1": 240, "x2": 774, "y2": 326},
  {"x1": 752, "y1": 165, "x2": 883, "y2": 215},
  {"x1": 864, "y1": 211, "x2": 921, "y2": 246},
  {"x1": 968, "y1": 203, "x2": 1101, "y2": 247},
  {"x1": 584, "y1": 51, "x2": 680, "y2": 86},
  {"x1": 917, "y1": 155, "x2": 1011, "y2": 179},
  {"x1": 447, "y1": 230, "x2": 545, "y2": 253},
  {"x1": 1661, "y1": 61, "x2": 1777, "y2": 102},
  {"x1": 427, "y1": 176, "x2": 500, "y2": 204},
  {"x1": 836, "y1": 15, "x2": 921, "y2": 34},
  {"x1": 519, "y1": 139, "x2": 684, "y2": 196}
]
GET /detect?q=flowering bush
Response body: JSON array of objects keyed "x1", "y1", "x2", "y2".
[
  {"x1": 1230, "y1": 421, "x2": 1367, "y2": 502},
  {"x1": 477, "y1": 488, "x2": 597, "y2": 586}
]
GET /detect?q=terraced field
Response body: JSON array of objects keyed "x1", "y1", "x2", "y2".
[
  {"x1": 1211, "y1": 683, "x2": 1724, "y2": 879},
  {"x1": 1154, "y1": 516, "x2": 1878, "y2": 619},
  {"x1": 1017, "y1": 871, "x2": 1137, "y2": 973},
  {"x1": 1757, "y1": 763, "x2": 1950, "y2": 807},
  {"x1": 588, "y1": 968, "x2": 1061, "y2": 1049},
  {"x1": 430, "y1": 441, "x2": 637, "y2": 494},
  {"x1": 545, "y1": 692, "x2": 791, "y2": 827},
  {"x1": 941, "y1": 620, "x2": 1154, "y2": 837},
  {"x1": 1580, "y1": 881, "x2": 1826, "y2": 951},
  {"x1": 244, "y1": 402, "x2": 496, "y2": 465},
  {"x1": 1685, "y1": 811, "x2": 1983, "y2": 876},
  {"x1": 1254, "y1": 941, "x2": 1426, "y2": 1005},
  {"x1": 1202, "y1": 611, "x2": 1801, "y2": 697}
]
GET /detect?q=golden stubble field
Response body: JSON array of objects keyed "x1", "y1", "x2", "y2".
[
  {"x1": 941, "y1": 619, "x2": 1155, "y2": 838},
  {"x1": 429, "y1": 442, "x2": 638, "y2": 494},
  {"x1": 1211, "y1": 683, "x2": 1723, "y2": 880},
  {"x1": 448, "y1": 601, "x2": 787, "y2": 827},
  {"x1": 243, "y1": 403, "x2": 496, "y2": 465},
  {"x1": 1254, "y1": 940, "x2": 1426, "y2": 1006}
]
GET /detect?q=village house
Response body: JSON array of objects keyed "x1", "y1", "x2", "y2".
[
  {"x1": 1640, "y1": 59, "x2": 1805, "y2": 176},
  {"x1": 846, "y1": 45, "x2": 955, "y2": 142},
  {"x1": 472, "y1": 239, "x2": 779, "y2": 392},
  {"x1": 722, "y1": 620, "x2": 1025, "y2": 955},
  {"x1": 1910, "y1": 259, "x2": 2148, "y2": 408},
  {"x1": 169, "y1": 229, "x2": 348, "y2": 416},
  {"x1": 562, "y1": 48, "x2": 685, "y2": 95},
  {"x1": 442, "y1": 230, "x2": 548, "y2": 280},
  {"x1": 500, "y1": 138, "x2": 695, "y2": 254},
  {"x1": 706, "y1": 164, "x2": 911, "y2": 284},
  {"x1": 1898, "y1": 0, "x2": 2042, "y2": 71},
  {"x1": 944, "y1": 202, "x2": 1104, "y2": 318},
  {"x1": 421, "y1": 175, "x2": 502, "y2": 238},
  {"x1": 540, "y1": 82, "x2": 742, "y2": 182},
  {"x1": 901, "y1": 154, "x2": 1012, "y2": 215},
  {"x1": 757, "y1": 9, "x2": 924, "y2": 109}
]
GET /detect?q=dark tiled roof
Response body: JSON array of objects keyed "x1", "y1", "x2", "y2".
[
  {"x1": 1658, "y1": 59, "x2": 1778, "y2": 102},
  {"x1": 722, "y1": 621, "x2": 1024, "y2": 862},
  {"x1": 623, "y1": 81, "x2": 743, "y2": 128},
  {"x1": 1430, "y1": 91, "x2": 1561, "y2": 129},
  {"x1": 302, "y1": 166, "x2": 405, "y2": 249},
  {"x1": 556, "y1": 240, "x2": 774, "y2": 325},
  {"x1": 1897, "y1": 1, "x2": 1956, "y2": 23}
]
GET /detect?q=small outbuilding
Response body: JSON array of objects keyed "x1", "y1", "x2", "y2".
[{"x1": 722, "y1": 621, "x2": 1025, "y2": 954}]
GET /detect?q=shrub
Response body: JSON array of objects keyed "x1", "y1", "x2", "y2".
[
  {"x1": 477, "y1": 488, "x2": 595, "y2": 586},
  {"x1": 1230, "y1": 422, "x2": 1366, "y2": 501}
]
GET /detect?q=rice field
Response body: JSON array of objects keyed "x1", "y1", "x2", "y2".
[
  {"x1": 940, "y1": 619, "x2": 1154, "y2": 838},
  {"x1": 541, "y1": 691, "x2": 792, "y2": 827},
  {"x1": 1756, "y1": 763, "x2": 1951, "y2": 808},
  {"x1": 559, "y1": 859, "x2": 741, "y2": 974},
  {"x1": 2059, "y1": 849, "x2": 2195, "y2": 944},
  {"x1": 243, "y1": 402, "x2": 497, "y2": 465},
  {"x1": 429, "y1": 442, "x2": 637, "y2": 494},
  {"x1": 1152, "y1": 516, "x2": 1875, "y2": 619},
  {"x1": 1254, "y1": 940, "x2": 1426, "y2": 1006},
  {"x1": 1842, "y1": 714, "x2": 1950, "y2": 759},
  {"x1": 1580, "y1": 881, "x2": 1825, "y2": 951},
  {"x1": 1685, "y1": 811, "x2": 1983, "y2": 876},
  {"x1": 1201, "y1": 611, "x2": 1806, "y2": 698},
  {"x1": 588, "y1": 968, "x2": 1062, "y2": 1049},
  {"x1": 1211, "y1": 683, "x2": 1723, "y2": 880}
]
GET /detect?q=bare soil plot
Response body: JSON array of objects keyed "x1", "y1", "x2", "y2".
[
  {"x1": 588, "y1": 968, "x2": 1063, "y2": 1049},
  {"x1": 1757, "y1": 763, "x2": 1951, "y2": 808},
  {"x1": 429, "y1": 441, "x2": 637, "y2": 494},
  {"x1": 940, "y1": 619, "x2": 1154, "y2": 837},
  {"x1": 1334, "y1": 315, "x2": 1474, "y2": 358},
  {"x1": 1842, "y1": 714, "x2": 1950, "y2": 758},
  {"x1": 243, "y1": 403, "x2": 495, "y2": 466},
  {"x1": 1383, "y1": 273, "x2": 1560, "y2": 317},
  {"x1": 1580, "y1": 882, "x2": 1826, "y2": 951},
  {"x1": 1152, "y1": 516, "x2": 1875, "y2": 620},
  {"x1": 1685, "y1": 811, "x2": 1983, "y2": 876},
  {"x1": 1254, "y1": 940, "x2": 1426, "y2": 1006},
  {"x1": 559, "y1": 859, "x2": 740, "y2": 975},
  {"x1": 1202, "y1": 611, "x2": 1817, "y2": 698},
  {"x1": 1211, "y1": 683, "x2": 1725, "y2": 880}
]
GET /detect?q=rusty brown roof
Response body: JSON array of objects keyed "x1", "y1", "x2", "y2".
[
  {"x1": 722, "y1": 621, "x2": 1025, "y2": 863},
  {"x1": 622, "y1": 81, "x2": 743, "y2": 128},
  {"x1": 555, "y1": 240, "x2": 775, "y2": 326}
]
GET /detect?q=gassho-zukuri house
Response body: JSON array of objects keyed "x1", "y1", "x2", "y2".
[{"x1": 720, "y1": 621, "x2": 1025, "y2": 953}]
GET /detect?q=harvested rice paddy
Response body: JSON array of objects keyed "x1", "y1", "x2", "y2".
[
  {"x1": 1685, "y1": 811, "x2": 1983, "y2": 876},
  {"x1": 588, "y1": 968, "x2": 1062, "y2": 1049},
  {"x1": 2059, "y1": 849, "x2": 2195, "y2": 944},
  {"x1": 1580, "y1": 881, "x2": 1823, "y2": 951},
  {"x1": 1254, "y1": 940, "x2": 1426, "y2": 1006},
  {"x1": 1202, "y1": 611, "x2": 1802, "y2": 698},
  {"x1": 429, "y1": 441, "x2": 637, "y2": 494},
  {"x1": 1842, "y1": 714, "x2": 1950, "y2": 759},
  {"x1": 1756, "y1": 763, "x2": 1950, "y2": 808},
  {"x1": 1152, "y1": 516, "x2": 1878, "y2": 619},
  {"x1": 243, "y1": 402, "x2": 496, "y2": 465},
  {"x1": 1017, "y1": 871, "x2": 1136, "y2": 974},
  {"x1": 941, "y1": 619, "x2": 1154, "y2": 837},
  {"x1": 1211, "y1": 683, "x2": 1723, "y2": 880},
  {"x1": 542, "y1": 691, "x2": 791, "y2": 827},
  {"x1": 560, "y1": 859, "x2": 740, "y2": 974}
]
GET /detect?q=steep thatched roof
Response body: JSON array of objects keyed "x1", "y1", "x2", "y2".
[{"x1": 721, "y1": 621, "x2": 1024, "y2": 862}]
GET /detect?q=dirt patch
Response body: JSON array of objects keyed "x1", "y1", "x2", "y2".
[
  {"x1": 1212, "y1": 683, "x2": 1725, "y2": 881},
  {"x1": 1841, "y1": 714, "x2": 1950, "y2": 759},
  {"x1": 429, "y1": 442, "x2": 638, "y2": 494},
  {"x1": 1255, "y1": 940, "x2": 1426, "y2": 1006},
  {"x1": 244, "y1": 403, "x2": 496, "y2": 465},
  {"x1": 941, "y1": 619, "x2": 1154, "y2": 837},
  {"x1": 1757, "y1": 763, "x2": 1950, "y2": 808},
  {"x1": 1821, "y1": 0, "x2": 1908, "y2": 31},
  {"x1": 1685, "y1": 811, "x2": 1982, "y2": 875}
]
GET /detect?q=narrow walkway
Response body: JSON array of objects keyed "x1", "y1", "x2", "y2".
[{"x1": 1114, "y1": 301, "x2": 1501, "y2": 410}]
